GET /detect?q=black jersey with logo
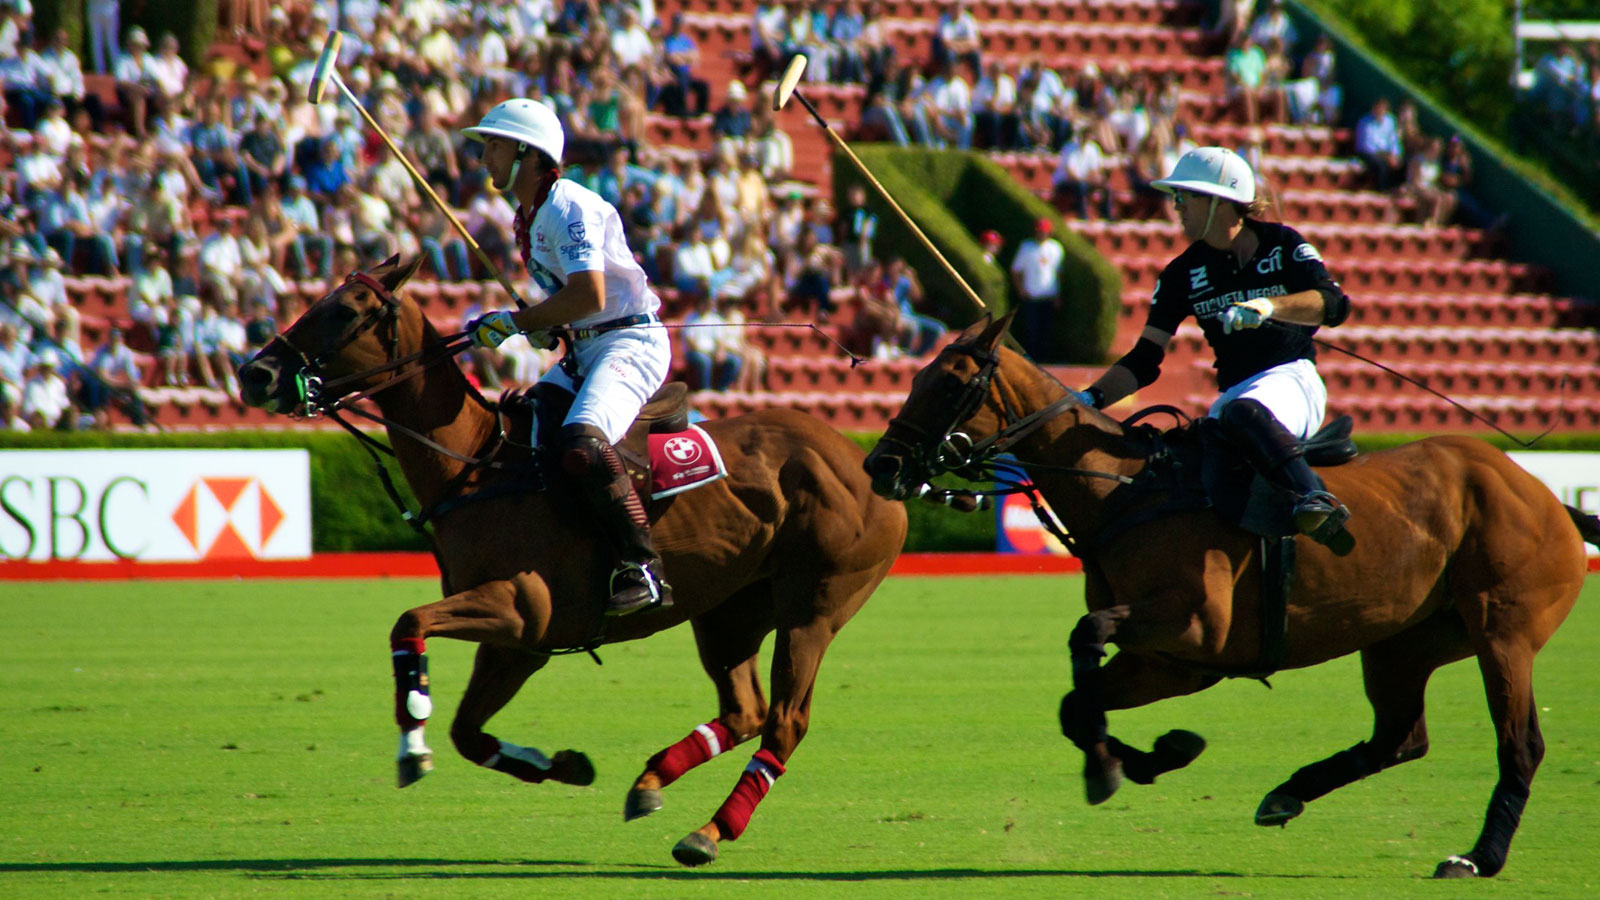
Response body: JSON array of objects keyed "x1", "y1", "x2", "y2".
[{"x1": 1146, "y1": 219, "x2": 1345, "y2": 391}]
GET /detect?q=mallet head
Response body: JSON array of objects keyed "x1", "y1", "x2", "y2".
[
  {"x1": 773, "y1": 54, "x2": 808, "y2": 111},
  {"x1": 308, "y1": 30, "x2": 344, "y2": 105}
]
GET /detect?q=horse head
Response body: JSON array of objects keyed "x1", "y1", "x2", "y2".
[
  {"x1": 866, "y1": 310, "x2": 1023, "y2": 501},
  {"x1": 238, "y1": 254, "x2": 429, "y2": 415}
]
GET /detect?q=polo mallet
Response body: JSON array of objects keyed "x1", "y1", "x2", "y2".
[
  {"x1": 773, "y1": 54, "x2": 987, "y2": 315},
  {"x1": 310, "y1": 31, "x2": 527, "y2": 310}
]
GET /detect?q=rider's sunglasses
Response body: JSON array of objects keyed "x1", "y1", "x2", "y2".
[{"x1": 1171, "y1": 189, "x2": 1192, "y2": 209}]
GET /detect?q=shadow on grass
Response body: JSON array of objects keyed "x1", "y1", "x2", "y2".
[
  {"x1": 263, "y1": 865, "x2": 1341, "y2": 882},
  {"x1": 1, "y1": 859, "x2": 1356, "y2": 882},
  {"x1": 0, "y1": 859, "x2": 582, "y2": 874}
]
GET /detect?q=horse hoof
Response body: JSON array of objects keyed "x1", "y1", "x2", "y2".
[
  {"x1": 1084, "y1": 755, "x2": 1124, "y2": 805},
  {"x1": 623, "y1": 788, "x2": 662, "y2": 822},
  {"x1": 550, "y1": 750, "x2": 596, "y2": 787},
  {"x1": 1154, "y1": 730, "x2": 1207, "y2": 769},
  {"x1": 397, "y1": 753, "x2": 433, "y2": 788},
  {"x1": 1254, "y1": 792, "x2": 1304, "y2": 827},
  {"x1": 1433, "y1": 855, "x2": 1481, "y2": 879},
  {"x1": 672, "y1": 832, "x2": 719, "y2": 867}
]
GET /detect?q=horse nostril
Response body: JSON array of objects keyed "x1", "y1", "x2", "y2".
[
  {"x1": 239, "y1": 361, "x2": 276, "y2": 402},
  {"x1": 870, "y1": 455, "x2": 901, "y2": 478}
]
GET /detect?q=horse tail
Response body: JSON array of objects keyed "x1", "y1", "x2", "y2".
[{"x1": 1566, "y1": 505, "x2": 1600, "y2": 547}]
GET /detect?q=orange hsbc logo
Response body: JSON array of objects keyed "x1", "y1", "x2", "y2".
[{"x1": 170, "y1": 477, "x2": 288, "y2": 560}]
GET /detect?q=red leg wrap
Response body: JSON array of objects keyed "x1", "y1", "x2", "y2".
[
  {"x1": 711, "y1": 748, "x2": 786, "y2": 841},
  {"x1": 649, "y1": 720, "x2": 735, "y2": 787},
  {"x1": 392, "y1": 637, "x2": 426, "y2": 655}
]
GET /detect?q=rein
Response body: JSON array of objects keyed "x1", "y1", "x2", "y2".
[{"x1": 881, "y1": 343, "x2": 1135, "y2": 555}]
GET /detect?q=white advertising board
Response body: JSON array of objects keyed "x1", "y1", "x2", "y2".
[
  {"x1": 1508, "y1": 451, "x2": 1599, "y2": 556},
  {"x1": 0, "y1": 450, "x2": 311, "y2": 562}
]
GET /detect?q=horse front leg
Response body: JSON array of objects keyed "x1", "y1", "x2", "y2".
[
  {"x1": 1059, "y1": 605, "x2": 1216, "y2": 804},
  {"x1": 388, "y1": 579, "x2": 532, "y2": 788},
  {"x1": 449, "y1": 644, "x2": 596, "y2": 788}
]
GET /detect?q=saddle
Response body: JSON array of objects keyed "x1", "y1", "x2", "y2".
[
  {"x1": 1093, "y1": 412, "x2": 1359, "y2": 678},
  {"x1": 498, "y1": 381, "x2": 717, "y2": 498}
]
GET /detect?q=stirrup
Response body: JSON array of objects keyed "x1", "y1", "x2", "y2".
[
  {"x1": 604, "y1": 560, "x2": 673, "y2": 617},
  {"x1": 1293, "y1": 491, "x2": 1350, "y2": 546}
]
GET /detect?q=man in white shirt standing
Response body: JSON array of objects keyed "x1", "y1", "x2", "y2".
[{"x1": 1008, "y1": 217, "x2": 1064, "y2": 359}]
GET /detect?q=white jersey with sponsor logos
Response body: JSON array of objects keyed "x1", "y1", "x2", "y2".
[{"x1": 522, "y1": 178, "x2": 659, "y2": 329}]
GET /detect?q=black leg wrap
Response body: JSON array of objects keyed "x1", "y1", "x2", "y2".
[
  {"x1": 1464, "y1": 780, "x2": 1530, "y2": 878},
  {"x1": 391, "y1": 649, "x2": 430, "y2": 729},
  {"x1": 1059, "y1": 690, "x2": 1107, "y2": 752},
  {"x1": 1272, "y1": 743, "x2": 1376, "y2": 803}
]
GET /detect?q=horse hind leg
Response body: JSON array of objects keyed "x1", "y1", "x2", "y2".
[
  {"x1": 1256, "y1": 618, "x2": 1467, "y2": 828},
  {"x1": 673, "y1": 613, "x2": 844, "y2": 867},
  {"x1": 625, "y1": 593, "x2": 771, "y2": 822},
  {"x1": 1434, "y1": 640, "x2": 1545, "y2": 879}
]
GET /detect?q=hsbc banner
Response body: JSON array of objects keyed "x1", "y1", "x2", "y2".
[{"x1": 0, "y1": 450, "x2": 311, "y2": 562}]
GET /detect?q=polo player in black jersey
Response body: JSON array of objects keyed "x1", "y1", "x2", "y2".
[{"x1": 1072, "y1": 146, "x2": 1351, "y2": 546}]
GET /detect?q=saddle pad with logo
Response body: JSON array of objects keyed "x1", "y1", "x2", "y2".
[{"x1": 648, "y1": 425, "x2": 728, "y2": 499}]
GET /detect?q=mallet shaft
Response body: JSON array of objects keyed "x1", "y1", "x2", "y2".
[{"x1": 328, "y1": 73, "x2": 527, "y2": 310}]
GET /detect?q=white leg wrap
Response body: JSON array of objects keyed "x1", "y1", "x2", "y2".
[
  {"x1": 398, "y1": 727, "x2": 432, "y2": 760},
  {"x1": 404, "y1": 690, "x2": 433, "y2": 721},
  {"x1": 483, "y1": 739, "x2": 552, "y2": 771}
]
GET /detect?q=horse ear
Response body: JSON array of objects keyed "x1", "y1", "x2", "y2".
[
  {"x1": 380, "y1": 254, "x2": 428, "y2": 292},
  {"x1": 956, "y1": 313, "x2": 994, "y2": 343},
  {"x1": 977, "y1": 309, "x2": 1018, "y2": 351}
]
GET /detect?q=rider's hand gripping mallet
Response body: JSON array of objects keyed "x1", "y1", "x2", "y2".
[
  {"x1": 773, "y1": 54, "x2": 987, "y2": 315},
  {"x1": 309, "y1": 31, "x2": 528, "y2": 311}
]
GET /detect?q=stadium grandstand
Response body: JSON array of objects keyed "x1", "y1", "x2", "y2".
[{"x1": 1, "y1": 0, "x2": 1597, "y2": 436}]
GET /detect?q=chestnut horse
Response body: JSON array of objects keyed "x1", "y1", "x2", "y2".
[
  {"x1": 237, "y1": 257, "x2": 907, "y2": 867},
  {"x1": 864, "y1": 313, "x2": 1598, "y2": 879}
]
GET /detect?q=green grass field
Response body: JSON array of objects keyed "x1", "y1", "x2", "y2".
[{"x1": 4, "y1": 574, "x2": 1598, "y2": 899}]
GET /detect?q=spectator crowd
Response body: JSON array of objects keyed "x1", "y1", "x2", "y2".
[
  {"x1": 0, "y1": 0, "x2": 954, "y2": 429},
  {"x1": 1, "y1": 0, "x2": 1522, "y2": 430}
]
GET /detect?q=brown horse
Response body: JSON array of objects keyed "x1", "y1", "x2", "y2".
[
  {"x1": 237, "y1": 256, "x2": 907, "y2": 867},
  {"x1": 864, "y1": 312, "x2": 1598, "y2": 879}
]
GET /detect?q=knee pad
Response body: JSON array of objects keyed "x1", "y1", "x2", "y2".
[{"x1": 560, "y1": 424, "x2": 609, "y2": 477}]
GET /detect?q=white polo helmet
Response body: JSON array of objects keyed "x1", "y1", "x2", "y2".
[
  {"x1": 462, "y1": 98, "x2": 564, "y2": 165},
  {"x1": 1152, "y1": 146, "x2": 1256, "y2": 204}
]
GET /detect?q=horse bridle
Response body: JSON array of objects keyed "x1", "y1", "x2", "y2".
[
  {"x1": 878, "y1": 341, "x2": 1134, "y2": 491},
  {"x1": 266, "y1": 271, "x2": 407, "y2": 417},
  {"x1": 264, "y1": 270, "x2": 492, "y2": 466}
]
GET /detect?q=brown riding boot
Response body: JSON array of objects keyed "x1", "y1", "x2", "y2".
[{"x1": 561, "y1": 424, "x2": 673, "y2": 616}]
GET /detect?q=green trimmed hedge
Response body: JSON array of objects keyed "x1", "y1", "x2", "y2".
[
  {"x1": 6, "y1": 429, "x2": 1596, "y2": 553},
  {"x1": 836, "y1": 147, "x2": 1122, "y2": 364}
]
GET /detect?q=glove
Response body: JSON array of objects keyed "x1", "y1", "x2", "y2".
[
  {"x1": 468, "y1": 310, "x2": 520, "y2": 349},
  {"x1": 1069, "y1": 386, "x2": 1103, "y2": 409},
  {"x1": 1220, "y1": 298, "x2": 1275, "y2": 335}
]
